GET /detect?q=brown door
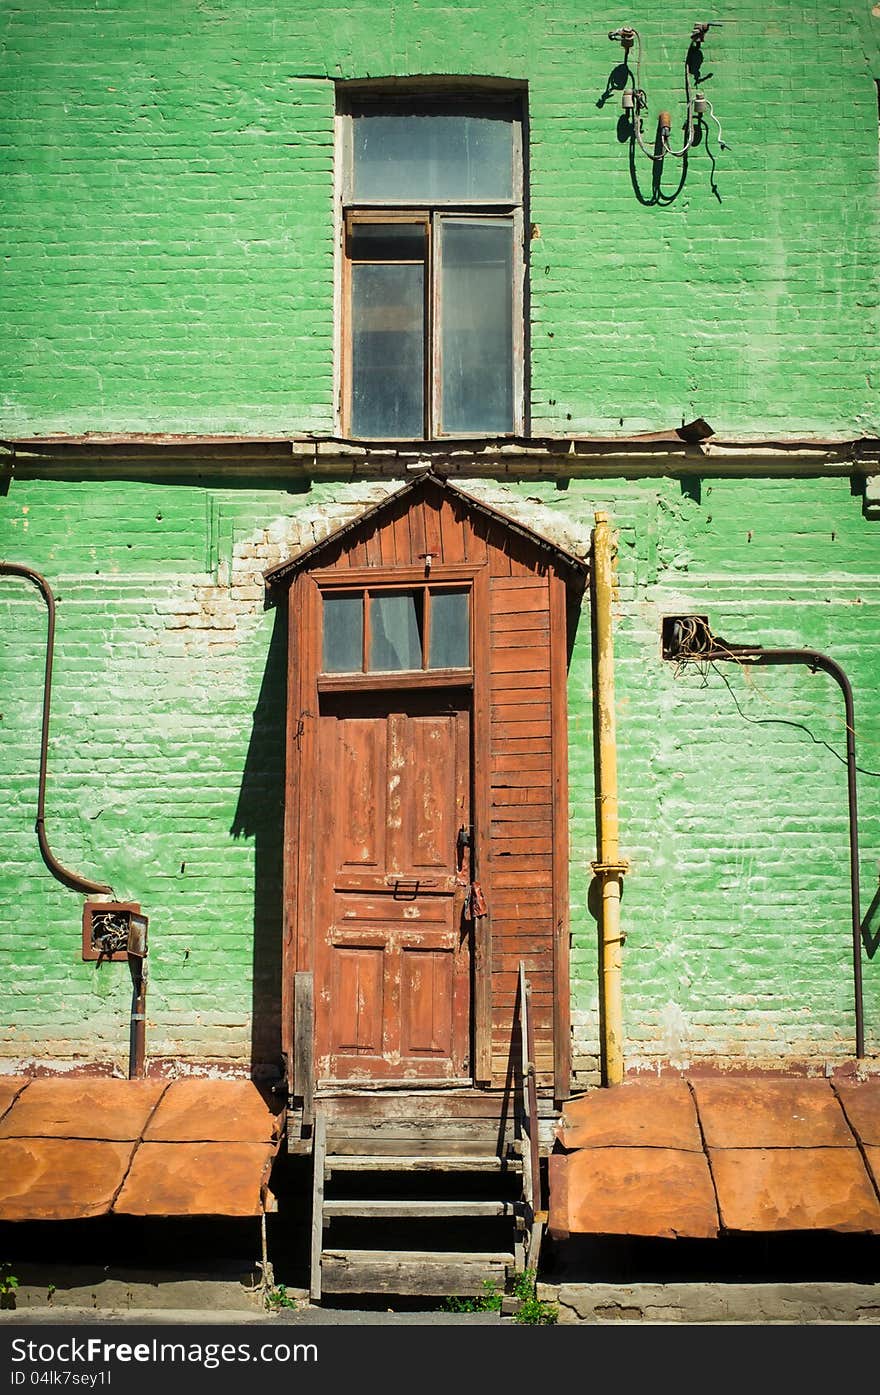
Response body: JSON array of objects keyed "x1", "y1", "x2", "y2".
[{"x1": 313, "y1": 691, "x2": 472, "y2": 1083}]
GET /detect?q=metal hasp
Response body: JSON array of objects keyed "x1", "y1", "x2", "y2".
[
  {"x1": 662, "y1": 616, "x2": 866, "y2": 1060},
  {"x1": 0, "y1": 561, "x2": 112, "y2": 895}
]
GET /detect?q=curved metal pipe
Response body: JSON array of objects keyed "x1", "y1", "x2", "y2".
[
  {"x1": 0, "y1": 561, "x2": 112, "y2": 895},
  {"x1": 706, "y1": 643, "x2": 864, "y2": 1060}
]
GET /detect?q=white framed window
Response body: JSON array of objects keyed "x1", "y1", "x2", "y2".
[{"x1": 336, "y1": 90, "x2": 526, "y2": 440}]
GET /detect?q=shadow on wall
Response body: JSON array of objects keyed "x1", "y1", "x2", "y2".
[
  {"x1": 863, "y1": 882, "x2": 880, "y2": 959},
  {"x1": 230, "y1": 604, "x2": 288, "y2": 1081}
]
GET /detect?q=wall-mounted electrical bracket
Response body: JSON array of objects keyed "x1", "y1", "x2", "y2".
[
  {"x1": 83, "y1": 901, "x2": 148, "y2": 962},
  {"x1": 661, "y1": 613, "x2": 866, "y2": 1060}
]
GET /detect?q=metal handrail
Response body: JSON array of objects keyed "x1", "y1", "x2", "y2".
[{"x1": 518, "y1": 960, "x2": 545, "y2": 1273}]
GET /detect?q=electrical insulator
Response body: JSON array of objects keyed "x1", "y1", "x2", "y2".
[{"x1": 622, "y1": 90, "x2": 635, "y2": 111}]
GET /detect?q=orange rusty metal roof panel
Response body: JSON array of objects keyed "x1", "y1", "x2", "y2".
[
  {"x1": 0, "y1": 1077, "x2": 31, "y2": 1123},
  {"x1": 0, "y1": 1138, "x2": 136, "y2": 1221},
  {"x1": 834, "y1": 1081, "x2": 880, "y2": 1148},
  {"x1": 552, "y1": 1145, "x2": 719, "y2": 1240},
  {"x1": 711, "y1": 1147, "x2": 880, "y2": 1234},
  {"x1": 556, "y1": 1081, "x2": 703, "y2": 1152},
  {"x1": 113, "y1": 1141, "x2": 277, "y2": 1216},
  {"x1": 142, "y1": 1079, "x2": 281, "y2": 1143},
  {"x1": 0, "y1": 1078, "x2": 168, "y2": 1142},
  {"x1": 691, "y1": 1078, "x2": 852, "y2": 1149},
  {"x1": 864, "y1": 1145, "x2": 880, "y2": 1194}
]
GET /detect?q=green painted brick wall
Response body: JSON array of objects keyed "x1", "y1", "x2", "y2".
[
  {"x1": 1, "y1": 1, "x2": 878, "y2": 437},
  {"x1": 1, "y1": 473, "x2": 877, "y2": 1074},
  {"x1": 1, "y1": 1, "x2": 879, "y2": 1077}
]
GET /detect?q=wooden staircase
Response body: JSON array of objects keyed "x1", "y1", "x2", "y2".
[
  {"x1": 309, "y1": 1101, "x2": 524, "y2": 1301},
  {"x1": 305, "y1": 965, "x2": 548, "y2": 1304}
]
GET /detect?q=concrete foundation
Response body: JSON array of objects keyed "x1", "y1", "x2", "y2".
[{"x1": 541, "y1": 1281, "x2": 880, "y2": 1324}]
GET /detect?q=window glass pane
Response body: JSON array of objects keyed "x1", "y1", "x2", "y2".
[
  {"x1": 429, "y1": 590, "x2": 470, "y2": 669},
  {"x1": 323, "y1": 594, "x2": 363, "y2": 672},
  {"x1": 369, "y1": 591, "x2": 422, "y2": 671},
  {"x1": 352, "y1": 114, "x2": 513, "y2": 202},
  {"x1": 440, "y1": 220, "x2": 514, "y2": 435},
  {"x1": 349, "y1": 222, "x2": 427, "y2": 262},
  {"x1": 351, "y1": 263, "x2": 425, "y2": 438}
]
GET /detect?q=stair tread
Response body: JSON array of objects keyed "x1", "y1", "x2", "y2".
[
  {"x1": 322, "y1": 1198, "x2": 516, "y2": 1216},
  {"x1": 326, "y1": 1153, "x2": 519, "y2": 1169},
  {"x1": 322, "y1": 1248, "x2": 516, "y2": 1262}
]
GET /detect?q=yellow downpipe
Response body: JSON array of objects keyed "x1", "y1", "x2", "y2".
[{"x1": 591, "y1": 513, "x2": 628, "y2": 1087}]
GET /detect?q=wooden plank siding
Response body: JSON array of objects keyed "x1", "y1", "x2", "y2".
[{"x1": 488, "y1": 568, "x2": 556, "y2": 1089}]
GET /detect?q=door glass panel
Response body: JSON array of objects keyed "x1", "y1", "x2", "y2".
[
  {"x1": 369, "y1": 591, "x2": 422, "y2": 671},
  {"x1": 429, "y1": 590, "x2": 470, "y2": 669},
  {"x1": 351, "y1": 262, "x2": 425, "y2": 438},
  {"x1": 351, "y1": 113, "x2": 513, "y2": 203},
  {"x1": 323, "y1": 594, "x2": 363, "y2": 672},
  {"x1": 439, "y1": 219, "x2": 514, "y2": 434}
]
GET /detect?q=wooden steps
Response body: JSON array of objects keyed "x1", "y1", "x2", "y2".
[
  {"x1": 320, "y1": 1250, "x2": 514, "y2": 1297},
  {"x1": 310, "y1": 1106, "x2": 523, "y2": 1301},
  {"x1": 323, "y1": 1198, "x2": 516, "y2": 1218},
  {"x1": 324, "y1": 1154, "x2": 519, "y2": 1174}
]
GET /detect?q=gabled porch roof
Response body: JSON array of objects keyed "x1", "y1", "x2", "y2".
[{"x1": 263, "y1": 471, "x2": 589, "y2": 589}]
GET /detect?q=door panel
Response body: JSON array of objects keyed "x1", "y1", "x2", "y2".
[
  {"x1": 400, "y1": 948, "x2": 456, "y2": 1058},
  {"x1": 314, "y1": 693, "x2": 471, "y2": 1082},
  {"x1": 332, "y1": 947, "x2": 384, "y2": 1055}
]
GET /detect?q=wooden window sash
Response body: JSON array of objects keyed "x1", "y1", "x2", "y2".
[
  {"x1": 317, "y1": 579, "x2": 474, "y2": 678},
  {"x1": 338, "y1": 101, "x2": 526, "y2": 440}
]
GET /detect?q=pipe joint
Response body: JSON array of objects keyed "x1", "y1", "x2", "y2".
[{"x1": 591, "y1": 859, "x2": 630, "y2": 877}]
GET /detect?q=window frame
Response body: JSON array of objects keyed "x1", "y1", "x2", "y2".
[
  {"x1": 335, "y1": 90, "x2": 527, "y2": 442},
  {"x1": 314, "y1": 569, "x2": 477, "y2": 692}
]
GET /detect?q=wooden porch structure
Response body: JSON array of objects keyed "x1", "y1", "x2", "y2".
[{"x1": 264, "y1": 474, "x2": 586, "y2": 1297}]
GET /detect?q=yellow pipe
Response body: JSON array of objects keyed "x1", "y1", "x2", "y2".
[{"x1": 591, "y1": 512, "x2": 628, "y2": 1087}]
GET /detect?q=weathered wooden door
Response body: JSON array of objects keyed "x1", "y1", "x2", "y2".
[{"x1": 313, "y1": 691, "x2": 472, "y2": 1083}]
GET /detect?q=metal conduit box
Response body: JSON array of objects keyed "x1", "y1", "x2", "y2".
[{"x1": 82, "y1": 901, "x2": 146, "y2": 962}]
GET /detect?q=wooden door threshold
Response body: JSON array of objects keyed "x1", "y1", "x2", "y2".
[{"x1": 315, "y1": 1077, "x2": 475, "y2": 1094}]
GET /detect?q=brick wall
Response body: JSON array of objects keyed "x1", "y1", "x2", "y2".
[
  {"x1": 1, "y1": 2, "x2": 878, "y2": 437},
  {"x1": 1, "y1": 474, "x2": 877, "y2": 1074},
  {"x1": 1, "y1": 1, "x2": 878, "y2": 1076}
]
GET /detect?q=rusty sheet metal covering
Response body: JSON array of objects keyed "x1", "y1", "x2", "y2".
[
  {"x1": 551, "y1": 1145, "x2": 719, "y2": 1240},
  {"x1": 113, "y1": 1141, "x2": 276, "y2": 1216},
  {"x1": 691, "y1": 1078, "x2": 853, "y2": 1149},
  {"x1": 710, "y1": 1148, "x2": 880, "y2": 1233},
  {"x1": 143, "y1": 1079, "x2": 280, "y2": 1143},
  {"x1": 0, "y1": 1078, "x2": 168, "y2": 1142},
  {"x1": 0, "y1": 1077, "x2": 31, "y2": 1122},
  {"x1": 556, "y1": 1080, "x2": 703, "y2": 1152},
  {"x1": 549, "y1": 1077, "x2": 880, "y2": 1240},
  {"x1": 0, "y1": 1138, "x2": 136, "y2": 1221},
  {"x1": 0, "y1": 1079, "x2": 284, "y2": 1222},
  {"x1": 834, "y1": 1081, "x2": 880, "y2": 1147}
]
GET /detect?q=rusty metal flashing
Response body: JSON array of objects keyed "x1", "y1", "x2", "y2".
[
  {"x1": 263, "y1": 470, "x2": 589, "y2": 588},
  {"x1": 0, "y1": 1078, "x2": 285, "y2": 1222},
  {"x1": 550, "y1": 1078, "x2": 880, "y2": 1240}
]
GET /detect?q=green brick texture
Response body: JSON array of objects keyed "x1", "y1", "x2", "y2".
[
  {"x1": 0, "y1": 475, "x2": 877, "y2": 1074},
  {"x1": 1, "y1": 1, "x2": 879, "y2": 1078},
  {"x1": 1, "y1": 1, "x2": 878, "y2": 437}
]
